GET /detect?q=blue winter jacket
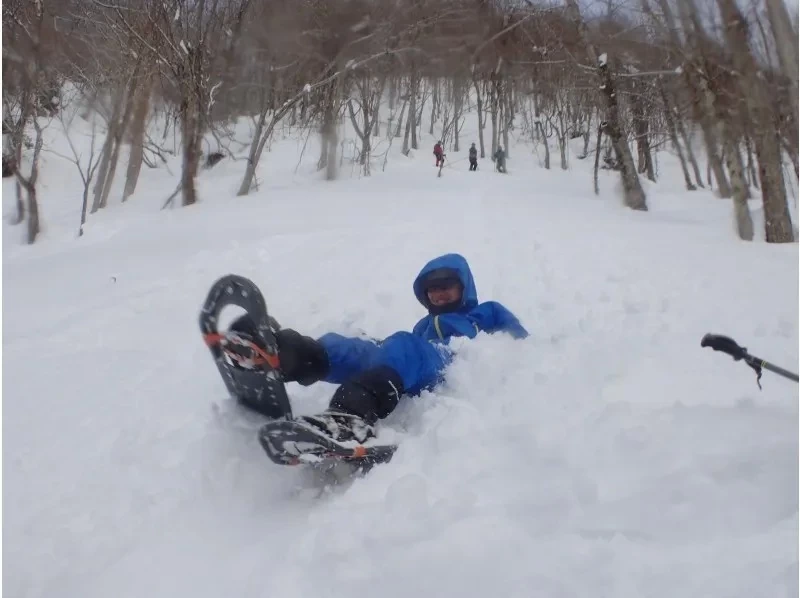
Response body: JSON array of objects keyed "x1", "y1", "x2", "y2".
[
  {"x1": 411, "y1": 253, "x2": 528, "y2": 342},
  {"x1": 319, "y1": 253, "x2": 528, "y2": 394}
]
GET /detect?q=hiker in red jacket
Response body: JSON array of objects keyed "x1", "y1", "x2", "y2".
[{"x1": 433, "y1": 141, "x2": 445, "y2": 167}]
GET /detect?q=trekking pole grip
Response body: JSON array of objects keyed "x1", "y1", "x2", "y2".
[{"x1": 700, "y1": 333, "x2": 747, "y2": 361}]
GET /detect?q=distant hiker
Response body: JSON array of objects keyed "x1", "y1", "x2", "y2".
[
  {"x1": 468, "y1": 143, "x2": 478, "y2": 171},
  {"x1": 493, "y1": 146, "x2": 507, "y2": 173},
  {"x1": 434, "y1": 141, "x2": 445, "y2": 167}
]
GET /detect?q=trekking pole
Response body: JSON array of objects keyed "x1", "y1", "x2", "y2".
[{"x1": 700, "y1": 333, "x2": 799, "y2": 389}]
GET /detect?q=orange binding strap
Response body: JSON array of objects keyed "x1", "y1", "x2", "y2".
[{"x1": 203, "y1": 332, "x2": 281, "y2": 369}]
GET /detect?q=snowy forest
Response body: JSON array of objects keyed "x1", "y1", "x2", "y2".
[{"x1": 3, "y1": 0, "x2": 798, "y2": 244}]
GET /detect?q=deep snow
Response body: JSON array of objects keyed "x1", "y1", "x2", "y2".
[{"x1": 3, "y1": 105, "x2": 798, "y2": 598}]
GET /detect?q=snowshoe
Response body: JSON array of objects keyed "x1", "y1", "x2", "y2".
[
  {"x1": 199, "y1": 274, "x2": 292, "y2": 420},
  {"x1": 299, "y1": 410, "x2": 376, "y2": 443},
  {"x1": 258, "y1": 413, "x2": 397, "y2": 468}
]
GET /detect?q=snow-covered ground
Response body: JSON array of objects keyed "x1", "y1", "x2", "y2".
[{"x1": 3, "y1": 106, "x2": 798, "y2": 598}]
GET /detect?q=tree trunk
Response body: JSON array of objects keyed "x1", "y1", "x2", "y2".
[
  {"x1": 718, "y1": 0, "x2": 794, "y2": 242},
  {"x1": 453, "y1": 81, "x2": 463, "y2": 153},
  {"x1": 694, "y1": 72, "x2": 732, "y2": 197},
  {"x1": 633, "y1": 90, "x2": 655, "y2": 182},
  {"x1": 25, "y1": 178, "x2": 40, "y2": 244},
  {"x1": 722, "y1": 125, "x2": 754, "y2": 240},
  {"x1": 91, "y1": 85, "x2": 126, "y2": 213},
  {"x1": 489, "y1": 78, "x2": 499, "y2": 157},
  {"x1": 593, "y1": 123, "x2": 602, "y2": 194},
  {"x1": 502, "y1": 82, "x2": 511, "y2": 159},
  {"x1": 472, "y1": 73, "x2": 486, "y2": 158},
  {"x1": 239, "y1": 103, "x2": 268, "y2": 195},
  {"x1": 744, "y1": 132, "x2": 759, "y2": 189},
  {"x1": 388, "y1": 77, "x2": 396, "y2": 111},
  {"x1": 410, "y1": 73, "x2": 419, "y2": 150},
  {"x1": 565, "y1": 0, "x2": 647, "y2": 210},
  {"x1": 178, "y1": 43, "x2": 213, "y2": 208},
  {"x1": 14, "y1": 120, "x2": 44, "y2": 244},
  {"x1": 347, "y1": 99, "x2": 366, "y2": 166},
  {"x1": 99, "y1": 80, "x2": 137, "y2": 209},
  {"x1": 347, "y1": 77, "x2": 382, "y2": 175},
  {"x1": 179, "y1": 93, "x2": 201, "y2": 207},
  {"x1": 658, "y1": 80, "x2": 695, "y2": 190},
  {"x1": 765, "y1": 0, "x2": 798, "y2": 139},
  {"x1": 14, "y1": 180, "x2": 24, "y2": 224},
  {"x1": 429, "y1": 78, "x2": 438, "y2": 136},
  {"x1": 318, "y1": 80, "x2": 340, "y2": 180},
  {"x1": 675, "y1": 108, "x2": 704, "y2": 189},
  {"x1": 402, "y1": 110, "x2": 412, "y2": 156},
  {"x1": 122, "y1": 75, "x2": 152, "y2": 202},
  {"x1": 674, "y1": 0, "x2": 732, "y2": 196},
  {"x1": 534, "y1": 93, "x2": 549, "y2": 169},
  {"x1": 11, "y1": 91, "x2": 31, "y2": 224},
  {"x1": 403, "y1": 74, "x2": 418, "y2": 155},
  {"x1": 654, "y1": 0, "x2": 724, "y2": 194},
  {"x1": 582, "y1": 107, "x2": 593, "y2": 157},
  {"x1": 394, "y1": 99, "x2": 407, "y2": 138},
  {"x1": 238, "y1": 85, "x2": 306, "y2": 196}
]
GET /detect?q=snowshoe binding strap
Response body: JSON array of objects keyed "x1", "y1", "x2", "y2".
[{"x1": 204, "y1": 331, "x2": 280, "y2": 371}]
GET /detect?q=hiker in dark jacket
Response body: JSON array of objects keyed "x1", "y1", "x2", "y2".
[
  {"x1": 468, "y1": 143, "x2": 478, "y2": 171},
  {"x1": 493, "y1": 146, "x2": 507, "y2": 173}
]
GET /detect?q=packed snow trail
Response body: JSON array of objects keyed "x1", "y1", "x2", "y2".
[{"x1": 4, "y1": 156, "x2": 798, "y2": 598}]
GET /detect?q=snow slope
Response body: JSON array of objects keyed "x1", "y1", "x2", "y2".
[{"x1": 3, "y1": 113, "x2": 798, "y2": 598}]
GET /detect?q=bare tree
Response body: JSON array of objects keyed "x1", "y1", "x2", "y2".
[
  {"x1": 721, "y1": 121, "x2": 755, "y2": 241},
  {"x1": 717, "y1": 0, "x2": 794, "y2": 242},
  {"x1": 10, "y1": 0, "x2": 797, "y2": 249},
  {"x1": 656, "y1": 78, "x2": 695, "y2": 190},
  {"x1": 122, "y1": 71, "x2": 154, "y2": 202},
  {"x1": 90, "y1": 75, "x2": 137, "y2": 213},
  {"x1": 629, "y1": 77, "x2": 656, "y2": 182},
  {"x1": 347, "y1": 69, "x2": 387, "y2": 175},
  {"x1": 564, "y1": 0, "x2": 647, "y2": 211},
  {"x1": 471, "y1": 67, "x2": 487, "y2": 158},
  {"x1": 50, "y1": 88, "x2": 102, "y2": 237},
  {"x1": 5, "y1": 0, "x2": 52, "y2": 243},
  {"x1": 682, "y1": 0, "x2": 737, "y2": 197},
  {"x1": 102, "y1": 0, "x2": 253, "y2": 207},
  {"x1": 450, "y1": 77, "x2": 468, "y2": 152},
  {"x1": 539, "y1": 67, "x2": 578, "y2": 171},
  {"x1": 649, "y1": 0, "x2": 732, "y2": 198},
  {"x1": 765, "y1": 0, "x2": 798, "y2": 139}
]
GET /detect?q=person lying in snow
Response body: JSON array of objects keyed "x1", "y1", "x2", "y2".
[{"x1": 229, "y1": 253, "x2": 528, "y2": 443}]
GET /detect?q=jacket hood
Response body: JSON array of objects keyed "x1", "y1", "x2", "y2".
[{"x1": 413, "y1": 253, "x2": 478, "y2": 313}]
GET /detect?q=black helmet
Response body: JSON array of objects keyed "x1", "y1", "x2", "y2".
[{"x1": 422, "y1": 268, "x2": 459, "y2": 289}]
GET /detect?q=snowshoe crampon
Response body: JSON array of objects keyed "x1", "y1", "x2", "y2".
[
  {"x1": 258, "y1": 419, "x2": 397, "y2": 468},
  {"x1": 199, "y1": 274, "x2": 292, "y2": 420}
]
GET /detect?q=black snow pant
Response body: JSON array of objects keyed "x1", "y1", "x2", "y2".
[{"x1": 469, "y1": 158, "x2": 478, "y2": 171}]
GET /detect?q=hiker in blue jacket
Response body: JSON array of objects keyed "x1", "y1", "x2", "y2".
[{"x1": 231, "y1": 253, "x2": 527, "y2": 443}]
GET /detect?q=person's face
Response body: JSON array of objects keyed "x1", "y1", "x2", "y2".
[{"x1": 427, "y1": 282, "x2": 462, "y2": 306}]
